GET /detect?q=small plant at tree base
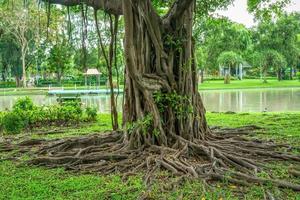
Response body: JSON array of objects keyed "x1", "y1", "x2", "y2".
[
  {"x1": 126, "y1": 114, "x2": 155, "y2": 136},
  {"x1": 153, "y1": 92, "x2": 193, "y2": 119},
  {"x1": 86, "y1": 107, "x2": 98, "y2": 121}
]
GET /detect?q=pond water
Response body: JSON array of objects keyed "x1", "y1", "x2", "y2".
[{"x1": 0, "y1": 88, "x2": 299, "y2": 113}]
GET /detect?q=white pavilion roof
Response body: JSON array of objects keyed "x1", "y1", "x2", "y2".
[{"x1": 84, "y1": 68, "x2": 101, "y2": 75}]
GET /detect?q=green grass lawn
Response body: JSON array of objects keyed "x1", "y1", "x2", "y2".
[
  {"x1": 199, "y1": 79, "x2": 300, "y2": 90},
  {"x1": 1, "y1": 112, "x2": 300, "y2": 199}
]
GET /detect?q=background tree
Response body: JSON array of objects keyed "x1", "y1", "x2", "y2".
[
  {"x1": 47, "y1": 39, "x2": 73, "y2": 84},
  {"x1": 196, "y1": 47, "x2": 208, "y2": 83},
  {"x1": 217, "y1": 51, "x2": 243, "y2": 83},
  {"x1": 260, "y1": 50, "x2": 287, "y2": 82},
  {"x1": 197, "y1": 17, "x2": 251, "y2": 74},
  {"x1": 253, "y1": 13, "x2": 300, "y2": 80},
  {"x1": 0, "y1": 6, "x2": 37, "y2": 87},
  {"x1": 0, "y1": 34, "x2": 23, "y2": 86}
]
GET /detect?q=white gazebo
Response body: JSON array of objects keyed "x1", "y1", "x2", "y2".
[
  {"x1": 83, "y1": 68, "x2": 102, "y2": 87},
  {"x1": 219, "y1": 61, "x2": 252, "y2": 80}
]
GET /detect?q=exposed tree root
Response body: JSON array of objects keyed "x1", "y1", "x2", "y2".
[{"x1": 1, "y1": 128, "x2": 300, "y2": 193}]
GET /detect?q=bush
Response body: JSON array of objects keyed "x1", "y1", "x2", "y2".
[
  {"x1": 0, "y1": 98, "x2": 99, "y2": 134},
  {"x1": 0, "y1": 112, "x2": 5, "y2": 132},
  {"x1": 0, "y1": 81, "x2": 16, "y2": 88},
  {"x1": 86, "y1": 107, "x2": 98, "y2": 121},
  {"x1": 59, "y1": 102, "x2": 83, "y2": 122},
  {"x1": 297, "y1": 72, "x2": 300, "y2": 81},
  {"x1": 13, "y1": 97, "x2": 35, "y2": 111},
  {"x1": 2, "y1": 112, "x2": 25, "y2": 134}
]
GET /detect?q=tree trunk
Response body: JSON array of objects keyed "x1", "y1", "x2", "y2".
[
  {"x1": 21, "y1": 49, "x2": 27, "y2": 88},
  {"x1": 263, "y1": 69, "x2": 268, "y2": 83},
  {"x1": 94, "y1": 10, "x2": 119, "y2": 130},
  {"x1": 200, "y1": 69, "x2": 204, "y2": 83},
  {"x1": 1, "y1": 63, "x2": 7, "y2": 82},
  {"x1": 290, "y1": 67, "x2": 293, "y2": 80},
  {"x1": 81, "y1": 4, "x2": 88, "y2": 72},
  {"x1": 57, "y1": 71, "x2": 62, "y2": 85},
  {"x1": 123, "y1": 0, "x2": 209, "y2": 149},
  {"x1": 277, "y1": 68, "x2": 282, "y2": 81},
  {"x1": 15, "y1": 76, "x2": 21, "y2": 87}
]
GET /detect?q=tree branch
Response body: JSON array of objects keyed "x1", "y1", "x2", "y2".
[
  {"x1": 163, "y1": 0, "x2": 194, "y2": 30},
  {"x1": 47, "y1": 0, "x2": 123, "y2": 15}
]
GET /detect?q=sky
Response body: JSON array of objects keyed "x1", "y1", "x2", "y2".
[{"x1": 217, "y1": 0, "x2": 300, "y2": 27}]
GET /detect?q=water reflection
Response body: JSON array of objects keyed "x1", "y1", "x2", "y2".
[
  {"x1": 200, "y1": 88, "x2": 300, "y2": 112},
  {"x1": 0, "y1": 88, "x2": 299, "y2": 113}
]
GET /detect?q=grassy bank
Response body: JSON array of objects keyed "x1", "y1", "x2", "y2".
[
  {"x1": 199, "y1": 79, "x2": 300, "y2": 90},
  {"x1": 1, "y1": 112, "x2": 300, "y2": 199},
  {"x1": 0, "y1": 85, "x2": 116, "y2": 96},
  {"x1": 0, "y1": 79, "x2": 299, "y2": 96}
]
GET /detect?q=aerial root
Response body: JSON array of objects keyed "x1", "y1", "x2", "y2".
[{"x1": 1, "y1": 129, "x2": 300, "y2": 192}]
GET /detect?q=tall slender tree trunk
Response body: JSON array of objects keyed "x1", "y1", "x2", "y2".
[
  {"x1": 200, "y1": 69, "x2": 204, "y2": 83},
  {"x1": 278, "y1": 68, "x2": 282, "y2": 81},
  {"x1": 123, "y1": 0, "x2": 209, "y2": 148},
  {"x1": 21, "y1": 49, "x2": 27, "y2": 87},
  {"x1": 290, "y1": 67, "x2": 293, "y2": 80},
  {"x1": 94, "y1": 10, "x2": 119, "y2": 130},
  {"x1": 1, "y1": 63, "x2": 7, "y2": 82}
]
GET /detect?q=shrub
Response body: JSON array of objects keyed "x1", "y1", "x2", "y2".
[
  {"x1": 297, "y1": 72, "x2": 300, "y2": 81},
  {"x1": 0, "y1": 112, "x2": 5, "y2": 132},
  {"x1": 0, "y1": 98, "x2": 94, "y2": 134},
  {"x1": 13, "y1": 97, "x2": 35, "y2": 111},
  {"x1": 86, "y1": 107, "x2": 98, "y2": 121},
  {"x1": 2, "y1": 112, "x2": 25, "y2": 134}
]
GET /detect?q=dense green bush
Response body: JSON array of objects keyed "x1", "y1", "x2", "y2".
[
  {"x1": 297, "y1": 72, "x2": 300, "y2": 81},
  {"x1": 2, "y1": 112, "x2": 24, "y2": 134},
  {"x1": 0, "y1": 81, "x2": 16, "y2": 88},
  {"x1": 0, "y1": 98, "x2": 98, "y2": 134},
  {"x1": 86, "y1": 107, "x2": 98, "y2": 121},
  {"x1": 13, "y1": 96, "x2": 35, "y2": 111}
]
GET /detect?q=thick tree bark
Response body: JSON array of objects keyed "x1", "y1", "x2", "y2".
[
  {"x1": 123, "y1": 0, "x2": 209, "y2": 148},
  {"x1": 48, "y1": 0, "x2": 123, "y2": 15}
]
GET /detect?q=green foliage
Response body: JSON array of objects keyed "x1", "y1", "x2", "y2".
[
  {"x1": 297, "y1": 72, "x2": 300, "y2": 81},
  {"x1": 217, "y1": 51, "x2": 243, "y2": 68},
  {"x1": 13, "y1": 96, "x2": 35, "y2": 111},
  {"x1": 2, "y1": 112, "x2": 24, "y2": 134},
  {"x1": 196, "y1": 17, "x2": 251, "y2": 72},
  {"x1": 126, "y1": 114, "x2": 155, "y2": 136},
  {"x1": 86, "y1": 107, "x2": 98, "y2": 121},
  {"x1": 47, "y1": 39, "x2": 73, "y2": 83},
  {"x1": 0, "y1": 98, "x2": 100, "y2": 134},
  {"x1": 260, "y1": 50, "x2": 287, "y2": 72},
  {"x1": 154, "y1": 92, "x2": 193, "y2": 119},
  {"x1": 247, "y1": 0, "x2": 291, "y2": 20}
]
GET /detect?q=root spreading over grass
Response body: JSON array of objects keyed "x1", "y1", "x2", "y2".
[{"x1": 1, "y1": 127, "x2": 300, "y2": 195}]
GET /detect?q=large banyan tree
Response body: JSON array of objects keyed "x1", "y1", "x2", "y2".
[{"x1": 5, "y1": 0, "x2": 300, "y2": 192}]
